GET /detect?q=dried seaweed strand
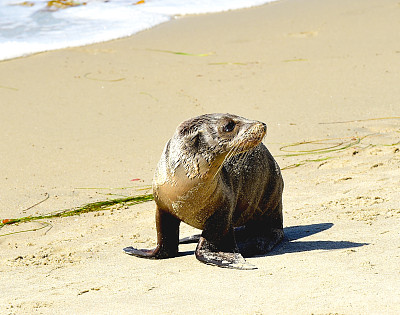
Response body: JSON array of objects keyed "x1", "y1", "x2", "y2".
[
  {"x1": 319, "y1": 116, "x2": 400, "y2": 125},
  {"x1": 0, "y1": 221, "x2": 52, "y2": 237},
  {"x1": 277, "y1": 136, "x2": 363, "y2": 158},
  {"x1": 147, "y1": 49, "x2": 214, "y2": 57},
  {"x1": 281, "y1": 157, "x2": 333, "y2": 171},
  {"x1": 75, "y1": 185, "x2": 152, "y2": 190},
  {"x1": 83, "y1": 72, "x2": 125, "y2": 82},
  {"x1": 277, "y1": 134, "x2": 384, "y2": 170},
  {"x1": 23, "y1": 193, "x2": 50, "y2": 213},
  {"x1": 0, "y1": 84, "x2": 18, "y2": 91}
]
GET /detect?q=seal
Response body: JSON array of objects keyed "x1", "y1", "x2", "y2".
[{"x1": 124, "y1": 113, "x2": 284, "y2": 269}]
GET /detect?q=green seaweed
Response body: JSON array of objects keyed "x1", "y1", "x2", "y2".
[{"x1": 0, "y1": 193, "x2": 153, "y2": 236}]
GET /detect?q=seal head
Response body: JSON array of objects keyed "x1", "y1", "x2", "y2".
[{"x1": 155, "y1": 113, "x2": 266, "y2": 181}]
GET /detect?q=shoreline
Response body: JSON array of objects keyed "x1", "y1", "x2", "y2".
[
  {"x1": 0, "y1": 0, "x2": 278, "y2": 62},
  {"x1": 1, "y1": 0, "x2": 399, "y2": 313}
]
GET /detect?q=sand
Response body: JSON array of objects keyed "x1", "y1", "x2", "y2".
[{"x1": 1, "y1": 0, "x2": 399, "y2": 313}]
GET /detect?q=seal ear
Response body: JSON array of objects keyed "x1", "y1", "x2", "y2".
[
  {"x1": 179, "y1": 130, "x2": 205, "y2": 179},
  {"x1": 190, "y1": 132, "x2": 201, "y2": 149}
]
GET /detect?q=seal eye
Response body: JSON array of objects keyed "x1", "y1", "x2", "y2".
[{"x1": 223, "y1": 120, "x2": 236, "y2": 133}]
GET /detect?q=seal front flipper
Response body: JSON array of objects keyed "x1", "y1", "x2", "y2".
[
  {"x1": 123, "y1": 206, "x2": 180, "y2": 259},
  {"x1": 195, "y1": 211, "x2": 257, "y2": 270},
  {"x1": 195, "y1": 236, "x2": 256, "y2": 270},
  {"x1": 123, "y1": 245, "x2": 174, "y2": 259}
]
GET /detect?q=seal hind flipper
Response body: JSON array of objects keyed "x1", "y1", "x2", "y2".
[
  {"x1": 236, "y1": 228, "x2": 284, "y2": 258},
  {"x1": 195, "y1": 236, "x2": 256, "y2": 270},
  {"x1": 235, "y1": 202, "x2": 284, "y2": 257},
  {"x1": 123, "y1": 245, "x2": 176, "y2": 259},
  {"x1": 123, "y1": 246, "x2": 159, "y2": 258},
  {"x1": 179, "y1": 234, "x2": 201, "y2": 244},
  {"x1": 180, "y1": 227, "x2": 284, "y2": 258},
  {"x1": 195, "y1": 211, "x2": 257, "y2": 269}
]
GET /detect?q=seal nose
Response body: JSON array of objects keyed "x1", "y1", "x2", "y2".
[{"x1": 259, "y1": 122, "x2": 267, "y2": 135}]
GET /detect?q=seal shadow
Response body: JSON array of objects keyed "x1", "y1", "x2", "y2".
[
  {"x1": 267, "y1": 222, "x2": 368, "y2": 256},
  {"x1": 178, "y1": 223, "x2": 368, "y2": 257}
]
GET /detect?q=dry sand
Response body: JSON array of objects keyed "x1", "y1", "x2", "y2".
[{"x1": 1, "y1": 0, "x2": 399, "y2": 313}]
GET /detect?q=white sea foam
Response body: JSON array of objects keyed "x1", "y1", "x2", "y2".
[{"x1": 0, "y1": 0, "x2": 277, "y2": 61}]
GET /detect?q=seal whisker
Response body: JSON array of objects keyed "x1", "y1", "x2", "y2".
[
  {"x1": 237, "y1": 149, "x2": 251, "y2": 168},
  {"x1": 211, "y1": 144, "x2": 238, "y2": 180},
  {"x1": 213, "y1": 144, "x2": 244, "y2": 179}
]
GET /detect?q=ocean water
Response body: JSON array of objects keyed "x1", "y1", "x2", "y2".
[{"x1": 0, "y1": 0, "x2": 277, "y2": 61}]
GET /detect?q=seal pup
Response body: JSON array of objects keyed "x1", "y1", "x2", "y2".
[{"x1": 124, "y1": 113, "x2": 284, "y2": 269}]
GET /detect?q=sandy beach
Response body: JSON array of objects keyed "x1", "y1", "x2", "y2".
[{"x1": 1, "y1": 0, "x2": 399, "y2": 313}]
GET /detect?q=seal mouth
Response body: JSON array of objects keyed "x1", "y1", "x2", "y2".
[{"x1": 229, "y1": 122, "x2": 266, "y2": 153}]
